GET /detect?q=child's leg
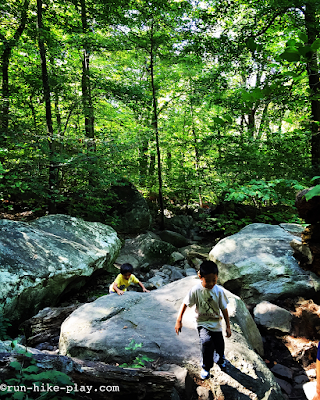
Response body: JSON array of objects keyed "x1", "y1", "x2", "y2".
[
  {"x1": 313, "y1": 342, "x2": 320, "y2": 400},
  {"x1": 197, "y1": 327, "x2": 215, "y2": 371},
  {"x1": 211, "y1": 331, "x2": 225, "y2": 364}
]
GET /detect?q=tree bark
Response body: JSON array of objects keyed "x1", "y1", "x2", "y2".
[
  {"x1": 305, "y1": 1, "x2": 320, "y2": 174},
  {"x1": 37, "y1": 0, "x2": 58, "y2": 213},
  {"x1": 0, "y1": 0, "x2": 29, "y2": 144},
  {"x1": 80, "y1": 0, "x2": 96, "y2": 186},
  {"x1": 149, "y1": 35, "x2": 165, "y2": 230}
]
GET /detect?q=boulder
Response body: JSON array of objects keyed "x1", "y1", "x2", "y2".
[
  {"x1": 59, "y1": 276, "x2": 284, "y2": 399},
  {"x1": 21, "y1": 305, "x2": 80, "y2": 347},
  {"x1": 144, "y1": 265, "x2": 185, "y2": 290},
  {"x1": 294, "y1": 189, "x2": 320, "y2": 276},
  {"x1": 209, "y1": 223, "x2": 320, "y2": 305},
  {"x1": 108, "y1": 181, "x2": 152, "y2": 233},
  {"x1": 295, "y1": 188, "x2": 320, "y2": 224},
  {"x1": 253, "y1": 301, "x2": 293, "y2": 333},
  {"x1": 279, "y1": 223, "x2": 305, "y2": 236},
  {"x1": 164, "y1": 215, "x2": 194, "y2": 237},
  {"x1": 158, "y1": 230, "x2": 189, "y2": 248},
  {"x1": 0, "y1": 215, "x2": 121, "y2": 323},
  {"x1": 115, "y1": 231, "x2": 176, "y2": 268},
  {"x1": 171, "y1": 251, "x2": 185, "y2": 263}
]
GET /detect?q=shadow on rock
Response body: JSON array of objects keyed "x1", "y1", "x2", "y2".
[{"x1": 220, "y1": 384, "x2": 252, "y2": 400}]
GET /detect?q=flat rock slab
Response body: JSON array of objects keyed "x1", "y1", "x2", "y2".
[
  {"x1": 209, "y1": 223, "x2": 320, "y2": 305},
  {"x1": 0, "y1": 215, "x2": 121, "y2": 322},
  {"x1": 59, "y1": 276, "x2": 284, "y2": 399}
]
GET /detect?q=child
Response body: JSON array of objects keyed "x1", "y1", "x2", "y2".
[
  {"x1": 175, "y1": 260, "x2": 231, "y2": 379},
  {"x1": 313, "y1": 342, "x2": 320, "y2": 400},
  {"x1": 109, "y1": 263, "x2": 150, "y2": 295}
]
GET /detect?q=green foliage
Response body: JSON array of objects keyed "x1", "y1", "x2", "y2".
[
  {"x1": 0, "y1": 343, "x2": 75, "y2": 400},
  {"x1": 223, "y1": 179, "x2": 304, "y2": 208},
  {"x1": 0, "y1": 313, "x2": 12, "y2": 340},
  {"x1": 0, "y1": 0, "x2": 316, "y2": 227},
  {"x1": 305, "y1": 177, "x2": 320, "y2": 201},
  {"x1": 199, "y1": 212, "x2": 253, "y2": 236},
  {"x1": 119, "y1": 340, "x2": 154, "y2": 369},
  {"x1": 198, "y1": 205, "x2": 302, "y2": 237}
]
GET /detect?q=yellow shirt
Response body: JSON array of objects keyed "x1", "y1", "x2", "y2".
[{"x1": 109, "y1": 273, "x2": 140, "y2": 293}]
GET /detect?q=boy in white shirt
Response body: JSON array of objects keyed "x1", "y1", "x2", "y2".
[{"x1": 175, "y1": 260, "x2": 231, "y2": 379}]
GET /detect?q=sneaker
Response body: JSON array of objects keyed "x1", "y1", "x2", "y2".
[
  {"x1": 218, "y1": 358, "x2": 227, "y2": 372},
  {"x1": 200, "y1": 368, "x2": 210, "y2": 379}
]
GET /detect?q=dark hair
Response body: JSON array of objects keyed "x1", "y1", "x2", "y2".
[
  {"x1": 199, "y1": 260, "x2": 218, "y2": 277},
  {"x1": 120, "y1": 263, "x2": 134, "y2": 274}
]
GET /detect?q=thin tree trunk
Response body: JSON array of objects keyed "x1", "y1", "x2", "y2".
[
  {"x1": 190, "y1": 93, "x2": 203, "y2": 208},
  {"x1": 256, "y1": 101, "x2": 270, "y2": 140},
  {"x1": 37, "y1": 0, "x2": 58, "y2": 213},
  {"x1": 80, "y1": 0, "x2": 96, "y2": 186},
  {"x1": 0, "y1": 0, "x2": 29, "y2": 143},
  {"x1": 149, "y1": 33, "x2": 165, "y2": 230},
  {"x1": 139, "y1": 136, "x2": 149, "y2": 186},
  {"x1": 305, "y1": 2, "x2": 320, "y2": 174}
]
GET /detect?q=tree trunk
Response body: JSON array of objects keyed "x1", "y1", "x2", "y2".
[
  {"x1": 149, "y1": 35, "x2": 165, "y2": 230},
  {"x1": 139, "y1": 136, "x2": 149, "y2": 186},
  {"x1": 80, "y1": 0, "x2": 96, "y2": 187},
  {"x1": 37, "y1": 0, "x2": 58, "y2": 213},
  {"x1": 305, "y1": 1, "x2": 320, "y2": 174},
  {"x1": 190, "y1": 94, "x2": 203, "y2": 207},
  {"x1": 0, "y1": 0, "x2": 29, "y2": 144}
]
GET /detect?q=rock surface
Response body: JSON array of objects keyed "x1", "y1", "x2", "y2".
[
  {"x1": 253, "y1": 301, "x2": 293, "y2": 333},
  {"x1": 108, "y1": 180, "x2": 152, "y2": 233},
  {"x1": 158, "y1": 230, "x2": 189, "y2": 248},
  {"x1": 209, "y1": 223, "x2": 320, "y2": 305},
  {"x1": 59, "y1": 276, "x2": 284, "y2": 399},
  {"x1": 115, "y1": 231, "x2": 176, "y2": 268},
  {"x1": 0, "y1": 215, "x2": 121, "y2": 323}
]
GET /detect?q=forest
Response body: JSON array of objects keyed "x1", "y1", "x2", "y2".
[{"x1": 1, "y1": 0, "x2": 320, "y2": 232}]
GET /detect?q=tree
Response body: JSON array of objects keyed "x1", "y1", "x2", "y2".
[
  {"x1": 37, "y1": 0, "x2": 59, "y2": 212},
  {"x1": 0, "y1": 0, "x2": 30, "y2": 142}
]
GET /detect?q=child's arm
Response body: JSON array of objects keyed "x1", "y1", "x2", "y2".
[
  {"x1": 175, "y1": 303, "x2": 187, "y2": 335},
  {"x1": 222, "y1": 308, "x2": 231, "y2": 337},
  {"x1": 113, "y1": 282, "x2": 124, "y2": 295},
  {"x1": 138, "y1": 281, "x2": 150, "y2": 293}
]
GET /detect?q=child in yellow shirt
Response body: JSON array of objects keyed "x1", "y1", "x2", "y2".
[{"x1": 109, "y1": 263, "x2": 150, "y2": 295}]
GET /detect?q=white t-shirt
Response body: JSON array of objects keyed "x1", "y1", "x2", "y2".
[{"x1": 183, "y1": 282, "x2": 229, "y2": 331}]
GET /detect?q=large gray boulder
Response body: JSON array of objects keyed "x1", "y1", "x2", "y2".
[
  {"x1": 59, "y1": 276, "x2": 284, "y2": 399},
  {"x1": 115, "y1": 231, "x2": 176, "y2": 268},
  {"x1": 108, "y1": 181, "x2": 152, "y2": 233},
  {"x1": 253, "y1": 301, "x2": 293, "y2": 333},
  {"x1": 0, "y1": 215, "x2": 121, "y2": 323},
  {"x1": 158, "y1": 230, "x2": 189, "y2": 248},
  {"x1": 209, "y1": 223, "x2": 320, "y2": 305}
]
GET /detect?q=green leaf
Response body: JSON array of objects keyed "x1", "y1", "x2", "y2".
[
  {"x1": 310, "y1": 176, "x2": 320, "y2": 182},
  {"x1": 23, "y1": 365, "x2": 39, "y2": 373},
  {"x1": 246, "y1": 37, "x2": 257, "y2": 52},
  {"x1": 305, "y1": 185, "x2": 320, "y2": 201},
  {"x1": 298, "y1": 32, "x2": 308, "y2": 43},
  {"x1": 298, "y1": 45, "x2": 312, "y2": 57},
  {"x1": 286, "y1": 39, "x2": 296, "y2": 47},
  {"x1": 12, "y1": 393, "x2": 25, "y2": 400},
  {"x1": 9, "y1": 361, "x2": 22, "y2": 370},
  {"x1": 311, "y1": 38, "x2": 320, "y2": 51},
  {"x1": 213, "y1": 117, "x2": 225, "y2": 125},
  {"x1": 280, "y1": 50, "x2": 300, "y2": 62}
]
